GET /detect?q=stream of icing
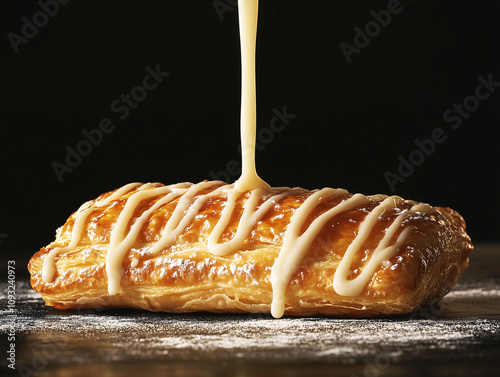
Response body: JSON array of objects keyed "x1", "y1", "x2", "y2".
[
  {"x1": 41, "y1": 0, "x2": 431, "y2": 318},
  {"x1": 233, "y1": 0, "x2": 270, "y2": 193}
]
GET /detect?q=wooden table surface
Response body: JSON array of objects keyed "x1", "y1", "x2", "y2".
[{"x1": 1, "y1": 243, "x2": 499, "y2": 377}]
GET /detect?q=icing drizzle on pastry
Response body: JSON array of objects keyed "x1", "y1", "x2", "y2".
[
  {"x1": 41, "y1": 181, "x2": 433, "y2": 318},
  {"x1": 40, "y1": 0, "x2": 437, "y2": 318}
]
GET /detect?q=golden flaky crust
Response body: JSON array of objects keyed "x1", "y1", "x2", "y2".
[{"x1": 28, "y1": 182, "x2": 472, "y2": 317}]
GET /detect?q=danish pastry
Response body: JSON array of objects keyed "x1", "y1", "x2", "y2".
[{"x1": 28, "y1": 181, "x2": 472, "y2": 318}]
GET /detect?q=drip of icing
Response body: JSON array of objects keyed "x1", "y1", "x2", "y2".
[
  {"x1": 106, "y1": 185, "x2": 188, "y2": 295},
  {"x1": 411, "y1": 203, "x2": 433, "y2": 214},
  {"x1": 234, "y1": 0, "x2": 270, "y2": 193},
  {"x1": 149, "y1": 181, "x2": 227, "y2": 254},
  {"x1": 208, "y1": 187, "x2": 295, "y2": 256},
  {"x1": 96, "y1": 182, "x2": 144, "y2": 208},
  {"x1": 42, "y1": 182, "x2": 143, "y2": 282},
  {"x1": 333, "y1": 196, "x2": 412, "y2": 296},
  {"x1": 42, "y1": 208, "x2": 94, "y2": 282},
  {"x1": 270, "y1": 190, "x2": 367, "y2": 318}
]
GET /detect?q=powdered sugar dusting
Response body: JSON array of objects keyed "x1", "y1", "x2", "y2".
[{"x1": 2, "y1": 279, "x2": 499, "y2": 366}]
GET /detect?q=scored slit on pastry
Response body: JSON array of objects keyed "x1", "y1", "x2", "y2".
[{"x1": 28, "y1": 0, "x2": 472, "y2": 318}]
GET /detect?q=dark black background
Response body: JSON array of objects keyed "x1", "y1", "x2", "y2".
[{"x1": 1, "y1": 0, "x2": 499, "y2": 273}]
